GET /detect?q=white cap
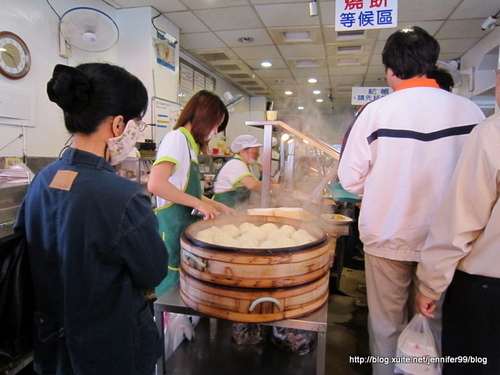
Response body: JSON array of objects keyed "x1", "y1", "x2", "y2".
[
  {"x1": 230, "y1": 135, "x2": 263, "y2": 153},
  {"x1": 272, "y1": 137, "x2": 278, "y2": 147}
]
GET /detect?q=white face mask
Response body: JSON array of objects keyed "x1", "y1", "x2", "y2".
[
  {"x1": 204, "y1": 129, "x2": 217, "y2": 142},
  {"x1": 248, "y1": 158, "x2": 257, "y2": 166},
  {"x1": 107, "y1": 120, "x2": 142, "y2": 165}
]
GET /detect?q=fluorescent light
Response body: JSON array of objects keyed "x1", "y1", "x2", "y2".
[
  {"x1": 316, "y1": 98, "x2": 324, "y2": 102},
  {"x1": 298, "y1": 106, "x2": 305, "y2": 110},
  {"x1": 283, "y1": 31, "x2": 311, "y2": 42},
  {"x1": 284, "y1": 90, "x2": 293, "y2": 95},
  {"x1": 295, "y1": 60, "x2": 318, "y2": 68},
  {"x1": 0, "y1": 47, "x2": 6, "y2": 52},
  {"x1": 308, "y1": 78, "x2": 318, "y2": 83},
  {"x1": 313, "y1": 90, "x2": 321, "y2": 94},
  {"x1": 261, "y1": 61, "x2": 272, "y2": 67}
]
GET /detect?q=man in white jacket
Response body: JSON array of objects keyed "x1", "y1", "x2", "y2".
[
  {"x1": 415, "y1": 70, "x2": 500, "y2": 375},
  {"x1": 338, "y1": 26, "x2": 485, "y2": 375}
]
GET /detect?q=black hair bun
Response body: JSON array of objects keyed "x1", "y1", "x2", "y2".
[{"x1": 47, "y1": 64, "x2": 91, "y2": 114}]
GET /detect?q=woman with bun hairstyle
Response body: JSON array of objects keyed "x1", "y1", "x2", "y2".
[
  {"x1": 148, "y1": 90, "x2": 235, "y2": 297},
  {"x1": 14, "y1": 63, "x2": 168, "y2": 375}
]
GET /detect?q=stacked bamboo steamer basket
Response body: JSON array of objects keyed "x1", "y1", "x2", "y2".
[{"x1": 179, "y1": 215, "x2": 331, "y2": 322}]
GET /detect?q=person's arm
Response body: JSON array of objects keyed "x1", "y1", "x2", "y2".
[
  {"x1": 338, "y1": 110, "x2": 373, "y2": 195},
  {"x1": 148, "y1": 161, "x2": 219, "y2": 219},
  {"x1": 203, "y1": 196, "x2": 236, "y2": 216},
  {"x1": 240, "y1": 175, "x2": 282, "y2": 193},
  {"x1": 119, "y1": 192, "x2": 168, "y2": 288},
  {"x1": 416, "y1": 123, "x2": 499, "y2": 314},
  {"x1": 415, "y1": 291, "x2": 437, "y2": 318}
]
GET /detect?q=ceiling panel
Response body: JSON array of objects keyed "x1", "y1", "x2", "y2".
[{"x1": 105, "y1": 0, "x2": 499, "y2": 115}]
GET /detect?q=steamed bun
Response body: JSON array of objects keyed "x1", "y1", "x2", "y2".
[
  {"x1": 218, "y1": 237, "x2": 240, "y2": 247},
  {"x1": 239, "y1": 222, "x2": 256, "y2": 234},
  {"x1": 275, "y1": 236, "x2": 296, "y2": 248},
  {"x1": 195, "y1": 229, "x2": 213, "y2": 243},
  {"x1": 267, "y1": 229, "x2": 287, "y2": 241},
  {"x1": 291, "y1": 229, "x2": 315, "y2": 245},
  {"x1": 221, "y1": 224, "x2": 240, "y2": 238},
  {"x1": 279, "y1": 224, "x2": 295, "y2": 237},
  {"x1": 247, "y1": 226, "x2": 268, "y2": 241},
  {"x1": 260, "y1": 223, "x2": 279, "y2": 234},
  {"x1": 238, "y1": 234, "x2": 259, "y2": 248},
  {"x1": 259, "y1": 240, "x2": 277, "y2": 249},
  {"x1": 211, "y1": 231, "x2": 234, "y2": 246}
]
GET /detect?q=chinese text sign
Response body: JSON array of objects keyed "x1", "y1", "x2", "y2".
[
  {"x1": 351, "y1": 87, "x2": 393, "y2": 105},
  {"x1": 336, "y1": 0, "x2": 398, "y2": 31}
]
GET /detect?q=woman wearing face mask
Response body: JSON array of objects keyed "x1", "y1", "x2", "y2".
[
  {"x1": 148, "y1": 90, "x2": 235, "y2": 297},
  {"x1": 14, "y1": 63, "x2": 168, "y2": 375},
  {"x1": 213, "y1": 134, "x2": 281, "y2": 210}
]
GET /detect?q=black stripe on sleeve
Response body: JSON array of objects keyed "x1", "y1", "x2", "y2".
[{"x1": 366, "y1": 124, "x2": 478, "y2": 145}]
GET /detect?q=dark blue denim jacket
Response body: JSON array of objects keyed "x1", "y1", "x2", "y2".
[{"x1": 15, "y1": 148, "x2": 168, "y2": 375}]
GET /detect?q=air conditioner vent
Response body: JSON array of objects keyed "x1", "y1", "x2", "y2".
[
  {"x1": 228, "y1": 73, "x2": 252, "y2": 79},
  {"x1": 338, "y1": 45, "x2": 362, "y2": 53},
  {"x1": 238, "y1": 80, "x2": 260, "y2": 85},
  {"x1": 196, "y1": 51, "x2": 232, "y2": 62},
  {"x1": 295, "y1": 60, "x2": 318, "y2": 68},
  {"x1": 337, "y1": 30, "x2": 365, "y2": 38},
  {"x1": 217, "y1": 64, "x2": 243, "y2": 71}
]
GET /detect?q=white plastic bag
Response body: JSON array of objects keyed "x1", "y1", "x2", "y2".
[
  {"x1": 395, "y1": 313, "x2": 441, "y2": 375},
  {"x1": 163, "y1": 313, "x2": 200, "y2": 359}
]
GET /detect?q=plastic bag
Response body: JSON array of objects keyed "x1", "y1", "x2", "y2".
[
  {"x1": 164, "y1": 313, "x2": 200, "y2": 359},
  {"x1": 395, "y1": 313, "x2": 441, "y2": 375},
  {"x1": 270, "y1": 327, "x2": 316, "y2": 355},
  {"x1": 231, "y1": 323, "x2": 269, "y2": 345}
]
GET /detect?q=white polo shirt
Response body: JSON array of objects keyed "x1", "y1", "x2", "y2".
[
  {"x1": 213, "y1": 155, "x2": 254, "y2": 193},
  {"x1": 153, "y1": 127, "x2": 199, "y2": 208}
]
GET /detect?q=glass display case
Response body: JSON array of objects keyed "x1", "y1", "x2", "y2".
[{"x1": 245, "y1": 120, "x2": 340, "y2": 208}]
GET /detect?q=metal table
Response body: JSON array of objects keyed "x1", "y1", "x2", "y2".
[{"x1": 154, "y1": 284, "x2": 328, "y2": 375}]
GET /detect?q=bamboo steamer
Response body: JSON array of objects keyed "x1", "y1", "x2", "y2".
[
  {"x1": 181, "y1": 215, "x2": 330, "y2": 288},
  {"x1": 180, "y1": 268, "x2": 329, "y2": 322}
]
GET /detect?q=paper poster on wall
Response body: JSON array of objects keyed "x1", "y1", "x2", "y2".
[
  {"x1": 178, "y1": 58, "x2": 217, "y2": 107},
  {"x1": 154, "y1": 32, "x2": 176, "y2": 72},
  {"x1": 152, "y1": 97, "x2": 182, "y2": 144}
]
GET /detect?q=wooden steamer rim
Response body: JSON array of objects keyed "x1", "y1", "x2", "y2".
[
  {"x1": 181, "y1": 215, "x2": 331, "y2": 288},
  {"x1": 180, "y1": 269, "x2": 330, "y2": 323}
]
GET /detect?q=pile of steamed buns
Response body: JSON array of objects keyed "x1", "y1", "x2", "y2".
[{"x1": 194, "y1": 222, "x2": 317, "y2": 248}]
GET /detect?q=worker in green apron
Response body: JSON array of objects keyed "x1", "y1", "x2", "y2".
[
  {"x1": 213, "y1": 134, "x2": 282, "y2": 210},
  {"x1": 148, "y1": 90, "x2": 235, "y2": 297}
]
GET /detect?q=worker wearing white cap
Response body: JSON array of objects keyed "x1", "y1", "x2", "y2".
[{"x1": 213, "y1": 135, "x2": 280, "y2": 209}]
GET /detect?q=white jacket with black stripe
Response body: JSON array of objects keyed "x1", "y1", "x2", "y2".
[{"x1": 338, "y1": 78, "x2": 485, "y2": 262}]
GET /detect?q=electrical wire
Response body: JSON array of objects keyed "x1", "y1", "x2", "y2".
[
  {"x1": 151, "y1": 10, "x2": 166, "y2": 36},
  {"x1": 45, "y1": 0, "x2": 61, "y2": 19},
  {"x1": 0, "y1": 134, "x2": 23, "y2": 153}
]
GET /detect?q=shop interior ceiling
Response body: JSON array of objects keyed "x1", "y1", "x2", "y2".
[{"x1": 103, "y1": 0, "x2": 499, "y2": 115}]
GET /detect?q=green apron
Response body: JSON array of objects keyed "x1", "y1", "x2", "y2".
[
  {"x1": 213, "y1": 157, "x2": 251, "y2": 209},
  {"x1": 155, "y1": 138, "x2": 202, "y2": 298}
]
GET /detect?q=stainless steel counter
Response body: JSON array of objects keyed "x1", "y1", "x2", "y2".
[
  {"x1": 0, "y1": 183, "x2": 28, "y2": 238},
  {"x1": 154, "y1": 284, "x2": 328, "y2": 375}
]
